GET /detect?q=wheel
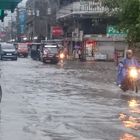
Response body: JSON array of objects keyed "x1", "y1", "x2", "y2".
[
  {"x1": 0, "y1": 86, "x2": 2, "y2": 103},
  {"x1": 131, "y1": 79, "x2": 138, "y2": 93},
  {"x1": 43, "y1": 59, "x2": 46, "y2": 64},
  {"x1": 52, "y1": 60, "x2": 58, "y2": 64},
  {"x1": 133, "y1": 81, "x2": 138, "y2": 93},
  {"x1": 121, "y1": 78, "x2": 129, "y2": 92}
]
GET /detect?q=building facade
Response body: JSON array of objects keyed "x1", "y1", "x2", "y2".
[
  {"x1": 56, "y1": 0, "x2": 127, "y2": 60},
  {"x1": 26, "y1": 0, "x2": 60, "y2": 41},
  {"x1": 57, "y1": 0, "x2": 108, "y2": 37},
  {"x1": 16, "y1": 7, "x2": 27, "y2": 42}
]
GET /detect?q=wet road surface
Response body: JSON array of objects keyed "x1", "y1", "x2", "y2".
[{"x1": 0, "y1": 58, "x2": 140, "y2": 140}]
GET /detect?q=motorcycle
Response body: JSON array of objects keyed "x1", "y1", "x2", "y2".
[
  {"x1": 128, "y1": 67, "x2": 139, "y2": 93},
  {"x1": 59, "y1": 52, "x2": 65, "y2": 62},
  {"x1": 121, "y1": 67, "x2": 139, "y2": 93},
  {"x1": 58, "y1": 52, "x2": 66, "y2": 67}
]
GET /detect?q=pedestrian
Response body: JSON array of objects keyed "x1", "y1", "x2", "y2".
[
  {"x1": 117, "y1": 60, "x2": 124, "y2": 86},
  {"x1": 78, "y1": 48, "x2": 82, "y2": 60}
]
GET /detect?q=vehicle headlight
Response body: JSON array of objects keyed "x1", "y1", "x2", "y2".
[
  {"x1": 60, "y1": 53, "x2": 65, "y2": 59},
  {"x1": 43, "y1": 51, "x2": 48, "y2": 55},
  {"x1": 129, "y1": 67, "x2": 138, "y2": 79}
]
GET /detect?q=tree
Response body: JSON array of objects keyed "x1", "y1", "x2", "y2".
[{"x1": 102, "y1": 0, "x2": 140, "y2": 45}]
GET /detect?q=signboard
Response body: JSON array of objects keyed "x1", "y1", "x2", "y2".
[
  {"x1": 79, "y1": 31, "x2": 84, "y2": 41},
  {"x1": 0, "y1": 9, "x2": 4, "y2": 21},
  {"x1": 79, "y1": 0, "x2": 103, "y2": 12},
  {"x1": 51, "y1": 26, "x2": 63, "y2": 37},
  {"x1": 0, "y1": 9, "x2": 2, "y2": 16},
  {"x1": 18, "y1": 9, "x2": 26, "y2": 35},
  {"x1": 85, "y1": 39, "x2": 96, "y2": 60},
  {"x1": 72, "y1": 32, "x2": 78, "y2": 41},
  {"x1": 0, "y1": 32, "x2": 6, "y2": 37},
  {"x1": 72, "y1": 29, "x2": 84, "y2": 41},
  {"x1": 107, "y1": 26, "x2": 127, "y2": 37},
  {"x1": 86, "y1": 40, "x2": 96, "y2": 46}
]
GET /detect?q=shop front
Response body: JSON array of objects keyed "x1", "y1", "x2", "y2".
[
  {"x1": 84, "y1": 39, "x2": 96, "y2": 61},
  {"x1": 83, "y1": 35, "x2": 128, "y2": 62}
]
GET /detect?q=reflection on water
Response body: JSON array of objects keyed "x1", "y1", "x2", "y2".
[
  {"x1": 120, "y1": 133, "x2": 139, "y2": 140},
  {"x1": 128, "y1": 99, "x2": 139, "y2": 108},
  {"x1": 119, "y1": 99, "x2": 140, "y2": 140},
  {"x1": 119, "y1": 113, "x2": 140, "y2": 130},
  {"x1": 58, "y1": 60, "x2": 65, "y2": 68},
  {"x1": 119, "y1": 99, "x2": 140, "y2": 130}
]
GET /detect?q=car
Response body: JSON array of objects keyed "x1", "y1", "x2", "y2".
[
  {"x1": 17, "y1": 43, "x2": 29, "y2": 57},
  {"x1": 40, "y1": 44, "x2": 59, "y2": 64},
  {"x1": 0, "y1": 43, "x2": 18, "y2": 60}
]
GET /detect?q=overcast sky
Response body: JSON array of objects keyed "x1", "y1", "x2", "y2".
[{"x1": 18, "y1": 0, "x2": 27, "y2": 7}]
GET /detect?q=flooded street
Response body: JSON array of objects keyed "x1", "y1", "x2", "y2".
[{"x1": 0, "y1": 58, "x2": 140, "y2": 140}]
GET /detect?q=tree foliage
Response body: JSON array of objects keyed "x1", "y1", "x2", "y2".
[{"x1": 102, "y1": 0, "x2": 140, "y2": 44}]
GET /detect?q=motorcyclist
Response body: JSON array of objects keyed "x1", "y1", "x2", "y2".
[{"x1": 117, "y1": 50, "x2": 139, "y2": 90}]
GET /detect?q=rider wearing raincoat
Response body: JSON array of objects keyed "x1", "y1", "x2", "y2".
[{"x1": 117, "y1": 50, "x2": 139, "y2": 87}]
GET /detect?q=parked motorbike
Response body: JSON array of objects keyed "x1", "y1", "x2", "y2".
[{"x1": 121, "y1": 67, "x2": 139, "y2": 93}]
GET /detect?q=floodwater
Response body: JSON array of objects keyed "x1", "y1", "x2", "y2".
[{"x1": 0, "y1": 58, "x2": 140, "y2": 140}]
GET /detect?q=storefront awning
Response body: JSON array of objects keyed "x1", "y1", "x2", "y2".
[{"x1": 0, "y1": 0, "x2": 22, "y2": 11}]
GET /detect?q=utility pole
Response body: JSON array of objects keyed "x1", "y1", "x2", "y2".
[{"x1": 10, "y1": 14, "x2": 13, "y2": 40}]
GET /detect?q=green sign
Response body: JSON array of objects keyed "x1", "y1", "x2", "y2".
[
  {"x1": 0, "y1": 9, "x2": 2, "y2": 16},
  {"x1": 0, "y1": 9, "x2": 5, "y2": 22},
  {"x1": 0, "y1": 0, "x2": 22, "y2": 11},
  {"x1": 107, "y1": 26, "x2": 127, "y2": 37}
]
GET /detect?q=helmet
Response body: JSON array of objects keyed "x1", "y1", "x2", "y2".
[
  {"x1": 126, "y1": 49, "x2": 133, "y2": 55},
  {"x1": 126, "y1": 49, "x2": 133, "y2": 58}
]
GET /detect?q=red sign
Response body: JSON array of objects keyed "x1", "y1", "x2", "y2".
[
  {"x1": 86, "y1": 39, "x2": 96, "y2": 46},
  {"x1": 0, "y1": 32, "x2": 6, "y2": 37},
  {"x1": 52, "y1": 26, "x2": 63, "y2": 37}
]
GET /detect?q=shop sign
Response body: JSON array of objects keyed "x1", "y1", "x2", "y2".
[
  {"x1": 107, "y1": 25, "x2": 127, "y2": 37},
  {"x1": 0, "y1": 32, "x2": 6, "y2": 37},
  {"x1": 86, "y1": 40, "x2": 96, "y2": 46},
  {"x1": 52, "y1": 26, "x2": 64, "y2": 37}
]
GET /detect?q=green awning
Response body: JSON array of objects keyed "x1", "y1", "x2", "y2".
[
  {"x1": 0, "y1": 0, "x2": 22, "y2": 11},
  {"x1": 0, "y1": 0, "x2": 21, "y2": 2}
]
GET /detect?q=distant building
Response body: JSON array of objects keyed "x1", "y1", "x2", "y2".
[
  {"x1": 25, "y1": 0, "x2": 59, "y2": 41},
  {"x1": 56, "y1": 0, "x2": 117, "y2": 38},
  {"x1": 17, "y1": 7, "x2": 27, "y2": 41}
]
